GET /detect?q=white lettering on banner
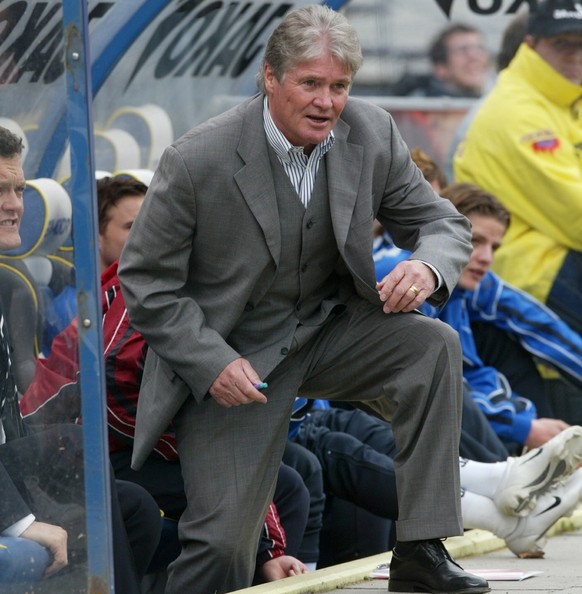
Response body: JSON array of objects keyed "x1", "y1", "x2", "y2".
[{"x1": 555, "y1": 4, "x2": 582, "y2": 19}]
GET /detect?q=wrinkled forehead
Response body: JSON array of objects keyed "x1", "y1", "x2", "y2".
[{"x1": 0, "y1": 155, "x2": 24, "y2": 182}]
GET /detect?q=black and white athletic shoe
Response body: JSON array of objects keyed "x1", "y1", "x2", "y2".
[
  {"x1": 504, "y1": 469, "x2": 582, "y2": 557},
  {"x1": 494, "y1": 425, "x2": 582, "y2": 516}
]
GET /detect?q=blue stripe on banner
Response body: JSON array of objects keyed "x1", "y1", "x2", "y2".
[
  {"x1": 323, "y1": 0, "x2": 352, "y2": 10},
  {"x1": 92, "y1": 0, "x2": 173, "y2": 92},
  {"x1": 37, "y1": 0, "x2": 173, "y2": 178}
]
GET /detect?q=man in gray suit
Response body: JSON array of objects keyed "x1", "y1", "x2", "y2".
[{"x1": 119, "y1": 5, "x2": 490, "y2": 594}]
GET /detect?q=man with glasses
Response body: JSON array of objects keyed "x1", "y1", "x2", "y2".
[
  {"x1": 393, "y1": 23, "x2": 491, "y2": 97},
  {"x1": 454, "y1": 0, "x2": 582, "y2": 337}
]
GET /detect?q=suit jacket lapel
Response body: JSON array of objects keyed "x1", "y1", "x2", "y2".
[
  {"x1": 326, "y1": 118, "x2": 363, "y2": 250},
  {"x1": 327, "y1": 118, "x2": 381, "y2": 304},
  {"x1": 234, "y1": 97, "x2": 281, "y2": 266}
]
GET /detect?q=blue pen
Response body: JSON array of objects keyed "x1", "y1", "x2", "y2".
[{"x1": 254, "y1": 382, "x2": 268, "y2": 390}]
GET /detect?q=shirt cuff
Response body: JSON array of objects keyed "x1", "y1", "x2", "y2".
[{"x1": 2, "y1": 514, "x2": 36, "y2": 537}]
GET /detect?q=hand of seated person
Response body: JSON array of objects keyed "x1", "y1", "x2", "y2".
[
  {"x1": 526, "y1": 417, "x2": 570, "y2": 450},
  {"x1": 258, "y1": 554, "x2": 307, "y2": 582},
  {"x1": 21, "y1": 521, "x2": 68, "y2": 578}
]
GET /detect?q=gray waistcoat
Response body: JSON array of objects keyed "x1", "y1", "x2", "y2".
[{"x1": 227, "y1": 151, "x2": 349, "y2": 377}]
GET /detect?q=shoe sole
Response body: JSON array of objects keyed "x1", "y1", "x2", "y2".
[
  {"x1": 495, "y1": 426, "x2": 582, "y2": 516},
  {"x1": 388, "y1": 579, "x2": 490, "y2": 593}
]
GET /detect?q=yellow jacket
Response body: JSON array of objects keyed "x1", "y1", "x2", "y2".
[{"x1": 454, "y1": 43, "x2": 582, "y2": 303}]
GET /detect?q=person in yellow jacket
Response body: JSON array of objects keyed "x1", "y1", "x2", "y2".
[{"x1": 454, "y1": 0, "x2": 582, "y2": 335}]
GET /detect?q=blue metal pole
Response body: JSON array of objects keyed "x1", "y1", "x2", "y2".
[{"x1": 61, "y1": 1, "x2": 113, "y2": 591}]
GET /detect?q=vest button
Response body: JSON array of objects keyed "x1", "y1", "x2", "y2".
[
  {"x1": 301, "y1": 264, "x2": 308, "y2": 273},
  {"x1": 295, "y1": 304, "x2": 301, "y2": 311},
  {"x1": 244, "y1": 303, "x2": 254, "y2": 312},
  {"x1": 306, "y1": 219, "x2": 314, "y2": 229},
  {"x1": 281, "y1": 347, "x2": 289, "y2": 355}
]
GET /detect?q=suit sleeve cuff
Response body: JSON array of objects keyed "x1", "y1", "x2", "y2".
[{"x1": 414, "y1": 260, "x2": 442, "y2": 293}]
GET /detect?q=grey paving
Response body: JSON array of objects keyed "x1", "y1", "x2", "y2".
[
  {"x1": 241, "y1": 508, "x2": 582, "y2": 594},
  {"x1": 333, "y1": 529, "x2": 582, "y2": 593}
]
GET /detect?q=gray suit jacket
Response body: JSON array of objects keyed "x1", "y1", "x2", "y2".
[{"x1": 118, "y1": 94, "x2": 472, "y2": 468}]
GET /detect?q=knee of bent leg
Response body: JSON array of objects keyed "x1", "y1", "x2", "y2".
[{"x1": 423, "y1": 317, "x2": 462, "y2": 360}]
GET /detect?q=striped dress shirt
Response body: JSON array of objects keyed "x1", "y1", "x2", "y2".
[{"x1": 263, "y1": 97, "x2": 334, "y2": 207}]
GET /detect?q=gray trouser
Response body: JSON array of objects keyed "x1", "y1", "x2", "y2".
[{"x1": 168, "y1": 300, "x2": 463, "y2": 594}]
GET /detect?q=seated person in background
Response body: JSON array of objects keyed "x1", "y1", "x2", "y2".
[
  {"x1": 444, "y1": 9, "x2": 529, "y2": 181},
  {"x1": 408, "y1": 146, "x2": 448, "y2": 190},
  {"x1": 43, "y1": 175, "x2": 149, "y2": 352},
  {"x1": 97, "y1": 176, "x2": 147, "y2": 273},
  {"x1": 391, "y1": 23, "x2": 491, "y2": 98},
  {"x1": 0, "y1": 124, "x2": 161, "y2": 591},
  {"x1": 375, "y1": 180, "x2": 582, "y2": 453},
  {"x1": 436, "y1": 183, "x2": 578, "y2": 451}
]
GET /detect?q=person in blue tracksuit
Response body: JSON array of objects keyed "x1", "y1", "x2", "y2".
[{"x1": 374, "y1": 182, "x2": 580, "y2": 452}]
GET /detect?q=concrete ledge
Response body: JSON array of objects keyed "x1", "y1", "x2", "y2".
[{"x1": 237, "y1": 504, "x2": 582, "y2": 594}]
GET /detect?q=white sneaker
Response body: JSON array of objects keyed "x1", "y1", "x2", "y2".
[
  {"x1": 504, "y1": 469, "x2": 582, "y2": 558},
  {"x1": 494, "y1": 425, "x2": 582, "y2": 516}
]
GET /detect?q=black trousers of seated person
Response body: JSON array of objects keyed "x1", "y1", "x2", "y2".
[
  {"x1": 282, "y1": 440, "x2": 325, "y2": 564},
  {"x1": 294, "y1": 394, "x2": 508, "y2": 519},
  {"x1": 114, "y1": 479, "x2": 162, "y2": 593},
  {"x1": 0, "y1": 424, "x2": 161, "y2": 593}
]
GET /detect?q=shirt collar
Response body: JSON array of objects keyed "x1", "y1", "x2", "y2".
[{"x1": 262, "y1": 96, "x2": 335, "y2": 162}]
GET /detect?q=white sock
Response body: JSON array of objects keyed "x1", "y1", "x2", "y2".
[
  {"x1": 461, "y1": 488, "x2": 518, "y2": 538},
  {"x1": 459, "y1": 457, "x2": 508, "y2": 499}
]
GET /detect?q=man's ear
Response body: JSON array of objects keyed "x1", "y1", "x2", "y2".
[{"x1": 264, "y1": 64, "x2": 275, "y2": 93}]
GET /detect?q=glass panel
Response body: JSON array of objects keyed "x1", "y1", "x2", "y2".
[
  {"x1": 89, "y1": 1, "x2": 316, "y2": 174},
  {"x1": 1, "y1": 1, "x2": 109, "y2": 592}
]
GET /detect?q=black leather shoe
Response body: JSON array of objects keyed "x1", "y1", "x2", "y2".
[{"x1": 388, "y1": 539, "x2": 490, "y2": 593}]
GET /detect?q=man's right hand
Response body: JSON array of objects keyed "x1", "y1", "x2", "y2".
[
  {"x1": 21, "y1": 520, "x2": 68, "y2": 578},
  {"x1": 209, "y1": 358, "x2": 268, "y2": 408},
  {"x1": 525, "y1": 417, "x2": 570, "y2": 449}
]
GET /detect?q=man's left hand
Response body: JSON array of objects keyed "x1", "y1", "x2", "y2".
[{"x1": 376, "y1": 260, "x2": 437, "y2": 313}]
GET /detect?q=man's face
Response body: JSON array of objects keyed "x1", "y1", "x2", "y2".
[
  {"x1": 437, "y1": 31, "x2": 490, "y2": 93},
  {"x1": 0, "y1": 154, "x2": 25, "y2": 251},
  {"x1": 99, "y1": 193, "x2": 144, "y2": 271},
  {"x1": 458, "y1": 213, "x2": 506, "y2": 291},
  {"x1": 530, "y1": 33, "x2": 582, "y2": 85},
  {"x1": 264, "y1": 49, "x2": 351, "y2": 154}
]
